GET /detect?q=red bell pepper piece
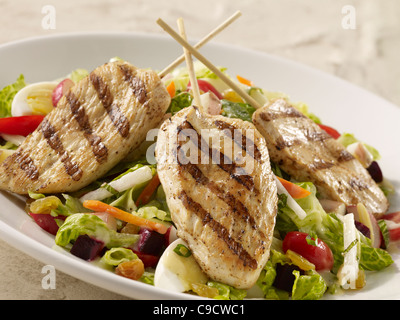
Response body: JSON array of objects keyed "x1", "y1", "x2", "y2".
[
  {"x1": 0, "y1": 115, "x2": 45, "y2": 136},
  {"x1": 318, "y1": 123, "x2": 341, "y2": 139}
]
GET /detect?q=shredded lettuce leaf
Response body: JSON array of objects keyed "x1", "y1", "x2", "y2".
[
  {"x1": 221, "y1": 99, "x2": 255, "y2": 122},
  {"x1": 207, "y1": 281, "x2": 247, "y2": 300},
  {"x1": 100, "y1": 247, "x2": 138, "y2": 266},
  {"x1": 292, "y1": 101, "x2": 321, "y2": 124},
  {"x1": 167, "y1": 61, "x2": 228, "y2": 93},
  {"x1": 359, "y1": 242, "x2": 393, "y2": 271},
  {"x1": 337, "y1": 132, "x2": 381, "y2": 160},
  {"x1": 0, "y1": 74, "x2": 26, "y2": 118},
  {"x1": 256, "y1": 249, "x2": 327, "y2": 300},
  {"x1": 139, "y1": 272, "x2": 155, "y2": 285},
  {"x1": 167, "y1": 92, "x2": 193, "y2": 116},
  {"x1": 136, "y1": 205, "x2": 171, "y2": 222},
  {"x1": 55, "y1": 213, "x2": 139, "y2": 248},
  {"x1": 291, "y1": 269, "x2": 327, "y2": 300},
  {"x1": 256, "y1": 251, "x2": 289, "y2": 300},
  {"x1": 378, "y1": 219, "x2": 390, "y2": 249},
  {"x1": 69, "y1": 68, "x2": 89, "y2": 83},
  {"x1": 276, "y1": 181, "x2": 393, "y2": 273}
]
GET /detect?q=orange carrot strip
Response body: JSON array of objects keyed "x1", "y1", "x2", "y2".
[
  {"x1": 166, "y1": 81, "x2": 176, "y2": 98},
  {"x1": 236, "y1": 75, "x2": 254, "y2": 87},
  {"x1": 276, "y1": 176, "x2": 311, "y2": 199},
  {"x1": 83, "y1": 200, "x2": 168, "y2": 234},
  {"x1": 135, "y1": 173, "x2": 160, "y2": 207}
]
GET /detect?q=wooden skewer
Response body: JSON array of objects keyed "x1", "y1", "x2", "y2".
[
  {"x1": 177, "y1": 17, "x2": 202, "y2": 108},
  {"x1": 157, "y1": 18, "x2": 262, "y2": 110},
  {"x1": 158, "y1": 10, "x2": 241, "y2": 78}
]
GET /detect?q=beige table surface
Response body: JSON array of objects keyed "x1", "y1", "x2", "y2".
[{"x1": 0, "y1": 0, "x2": 399, "y2": 300}]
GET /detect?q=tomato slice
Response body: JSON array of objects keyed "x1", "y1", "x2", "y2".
[
  {"x1": 382, "y1": 211, "x2": 400, "y2": 223},
  {"x1": 0, "y1": 115, "x2": 45, "y2": 136},
  {"x1": 318, "y1": 124, "x2": 341, "y2": 139},
  {"x1": 282, "y1": 231, "x2": 334, "y2": 271},
  {"x1": 380, "y1": 212, "x2": 400, "y2": 242},
  {"x1": 389, "y1": 228, "x2": 400, "y2": 242},
  {"x1": 187, "y1": 79, "x2": 223, "y2": 100}
]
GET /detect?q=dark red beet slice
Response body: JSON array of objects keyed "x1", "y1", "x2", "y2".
[{"x1": 70, "y1": 234, "x2": 105, "y2": 261}]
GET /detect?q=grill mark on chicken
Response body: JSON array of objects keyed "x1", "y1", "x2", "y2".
[
  {"x1": 259, "y1": 106, "x2": 305, "y2": 122},
  {"x1": 89, "y1": 72, "x2": 130, "y2": 138},
  {"x1": 65, "y1": 91, "x2": 108, "y2": 163},
  {"x1": 0, "y1": 61, "x2": 172, "y2": 195},
  {"x1": 349, "y1": 177, "x2": 370, "y2": 191},
  {"x1": 253, "y1": 99, "x2": 389, "y2": 216},
  {"x1": 337, "y1": 150, "x2": 354, "y2": 162},
  {"x1": 117, "y1": 63, "x2": 147, "y2": 104},
  {"x1": 40, "y1": 118, "x2": 83, "y2": 181},
  {"x1": 157, "y1": 106, "x2": 279, "y2": 288},
  {"x1": 214, "y1": 120, "x2": 261, "y2": 162},
  {"x1": 177, "y1": 120, "x2": 255, "y2": 191},
  {"x1": 275, "y1": 129, "x2": 332, "y2": 151},
  {"x1": 309, "y1": 158, "x2": 335, "y2": 171},
  {"x1": 14, "y1": 151, "x2": 39, "y2": 180},
  {"x1": 176, "y1": 146, "x2": 258, "y2": 230},
  {"x1": 178, "y1": 190, "x2": 258, "y2": 269}
]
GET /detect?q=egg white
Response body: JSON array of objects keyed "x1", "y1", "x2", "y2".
[
  {"x1": 154, "y1": 238, "x2": 208, "y2": 293},
  {"x1": 11, "y1": 81, "x2": 58, "y2": 116}
]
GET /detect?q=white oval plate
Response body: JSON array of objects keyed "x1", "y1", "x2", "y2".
[{"x1": 0, "y1": 32, "x2": 399, "y2": 300}]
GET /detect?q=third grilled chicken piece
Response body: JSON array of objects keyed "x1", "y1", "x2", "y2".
[
  {"x1": 0, "y1": 60, "x2": 171, "y2": 194},
  {"x1": 156, "y1": 106, "x2": 278, "y2": 289},
  {"x1": 252, "y1": 99, "x2": 389, "y2": 217}
]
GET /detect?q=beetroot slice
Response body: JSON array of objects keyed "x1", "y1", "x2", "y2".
[
  {"x1": 273, "y1": 263, "x2": 303, "y2": 293},
  {"x1": 70, "y1": 234, "x2": 105, "y2": 261},
  {"x1": 137, "y1": 228, "x2": 165, "y2": 256},
  {"x1": 367, "y1": 161, "x2": 383, "y2": 183}
]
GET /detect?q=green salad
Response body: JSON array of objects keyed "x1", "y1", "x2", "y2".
[{"x1": 0, "y1": 59, "x2": 397, "y2": 300}]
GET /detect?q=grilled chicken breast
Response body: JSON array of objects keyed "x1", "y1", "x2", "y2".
[
  {"x1": 156, "y1": 106, "x2": 278, "y2": 289},
  {"x1": 0, "y1": 60, "x2": 171, "y2": 194},
  {"x1": 252, "y1": 99, "x2": 389, "y2": 217}
]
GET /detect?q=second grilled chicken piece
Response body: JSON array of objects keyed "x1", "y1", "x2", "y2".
[
  {"x1": 156, "y1": 106, "x2": 278, "y2": 289},
  {"x1": 252, "y1": 99, "x2": 389, "y2": 217},
  {"x1": 0, "y1": 60, "x2": 171, "y2": 194}
]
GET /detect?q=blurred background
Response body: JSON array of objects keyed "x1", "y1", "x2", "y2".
[{"x1": 0, "y1": 0, "x2": 399, "y2": 299}]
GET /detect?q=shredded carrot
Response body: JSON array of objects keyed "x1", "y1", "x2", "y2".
[
  {"x1": 135, "y1": 173, "x2": 160, "y2": 207},
  {"x1": 83, "y1": 200, "x2": 168, "y2": 234},
  {"x1": 236, "y1": 75, "x2": 254, "y2": 87},
  {"x1": 276, "y1": 176, "x2": 311, "y2": 199},
  {"x1": 166, "y1": 81, "x2": 176, "y2": 98}
]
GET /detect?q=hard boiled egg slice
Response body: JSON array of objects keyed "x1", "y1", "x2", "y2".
[
  {"x1": 11, "y1": 81, "x2": 58, "y2": 116},
  {"x1": 154, "y1": 238, "x2": 208, "y2": 293}
]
